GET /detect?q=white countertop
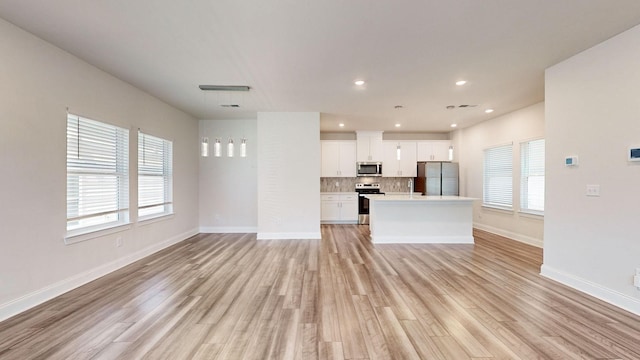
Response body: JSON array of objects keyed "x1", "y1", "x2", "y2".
[
  {"x1": 320, "y1": 192, "x2": 357, "y2": 195},
  {"x1": 365, "y1": 194, "x2": 476, "y2": 202}
]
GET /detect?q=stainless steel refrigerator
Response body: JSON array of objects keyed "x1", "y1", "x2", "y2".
[{"x1": 414, "y1": 162, "x2": 459, "y2": 195}]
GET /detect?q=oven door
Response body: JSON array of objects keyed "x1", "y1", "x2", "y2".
[
  {"x1": 358, "y1": 194, "x2": 370, "y2": 224},
  {"x1": 358, "y1": 194, "x2": 370, "y2": 215}
]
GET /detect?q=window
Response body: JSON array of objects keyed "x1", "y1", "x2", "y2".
[
  {"x1": 521, "y1": 139, "x2": 545, "y2": 214},
  {"x1": 67, "y1": 114, "x2": 129, "y2": 234},
  {"x1": 483, "y1": 143, "x2": 513, "y2": 209},
  {"x1": 138, "y1": 131, "x2": 173, "y2": 219}
]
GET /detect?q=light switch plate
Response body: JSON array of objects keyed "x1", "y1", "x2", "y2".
[{"x1": 586, "y1": 185, "x2": 600, "y2": 197}]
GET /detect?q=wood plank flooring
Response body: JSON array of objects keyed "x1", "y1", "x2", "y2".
[{"x1": 1, "y1": 225, "x2": 640, "y2": 359}]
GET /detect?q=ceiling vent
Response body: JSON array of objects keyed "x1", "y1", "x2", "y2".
[
  {"x1": 199, "y1": 85, "x2": 250, "y2": 91},
  {"x1": 446, "y1": 104, "x2": 478, "y2": 109},
  {"x1": 220, "y1": 104, "x2": 240, "y2": 108}
]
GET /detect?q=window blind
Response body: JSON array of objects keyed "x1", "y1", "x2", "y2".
[
  {"x1": 138, "y1": 131, "x2": 173, "y2": 219},
  {"x1": 483, "y1": 144, "x2": 513, "y2": 209},
  {"x1": 67, "y1": 114, "x2": 129, "y2": 232},
  {"x1": 520, "y1": 139, "x2": 545, "y2": 213}
]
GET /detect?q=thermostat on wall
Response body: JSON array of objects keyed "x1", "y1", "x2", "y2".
[
  {"x1": 629, "y1": 146, "x2": 640, "y2": 162},
  {"x1": 565, "y1": 156, "x2": 578, "y2": 167}
]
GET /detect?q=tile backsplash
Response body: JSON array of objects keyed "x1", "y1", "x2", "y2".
[{"x1": 320, "y1": 177, "x2": 413, "y2": 193}]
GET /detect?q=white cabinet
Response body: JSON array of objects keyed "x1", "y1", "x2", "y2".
[
  {"x1": 417, "y1": 140, "x2": 452, "y2": 161},
  {"x1": 321, "y1": 193, "x2": 358, "y2": 223},
  {"x1": 356, "y1": 131, "x2": 383, "y2": 162},
  {"x1": 382, "y1": 141, "x2": 417, "y2": 177},
  {"x1": 321, "y1": 141, "x2": 356, "y2": 177}
]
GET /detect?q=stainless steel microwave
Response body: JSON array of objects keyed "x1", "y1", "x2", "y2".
[{"x1": 357, "y1": 162, "x2": 382, "y2": 177}]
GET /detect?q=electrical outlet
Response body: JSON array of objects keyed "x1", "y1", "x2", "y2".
[
  {"x1": 335, "y1": 181, "x2": 339, "y2": 187},
  {"x1": 116, "y1": 237, "x2": 123, "y2": 247}
]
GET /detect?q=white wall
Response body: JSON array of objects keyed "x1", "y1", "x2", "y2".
[
  {"x1": 199, "y1": 119, "x2": 258, "y2": 232},
  {"x1": 0, "y1": 19, "x2": 199, "y2": 321},
  {"x1": 452, "y1": 102, "x2": 545, "y2": 247},
  {"x1": 257, "y1": 112, "x2": 321, "y2": 239},
  {"x1": 543, "y1": 25, "x2": 640, "y2": 315}
]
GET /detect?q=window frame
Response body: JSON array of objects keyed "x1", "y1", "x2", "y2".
[
  {"x1": 520, "y1": 138, "x2": 545, "y2": 216},
  {"x1": 66, "y1": 113, "x2": 130, "y2": 241},
  {"x1": 482, "y1": 143, "x2": 514, "y2": 211},
  {"x1": 137, "y1": 130, "x2": 173, "y2": 221}
]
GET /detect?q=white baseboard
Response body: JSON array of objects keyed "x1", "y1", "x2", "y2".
[
  {"x1": 372, "y1": 235, "x2": 474, "y2": 244},
  {"x1": 320, "y1": 221, "x2": 358, "y2": 224},
  {"x1": 540, "y1": 264, "x2": 640, "y2": 317},
  {"x1": 0, "y1": 227, "x2": 199, "y2": 322},
  {"x1": 199, "y1": 226, "x2": 258, "y2": 234},
  {"x1": 256, "y1": 232, "x2": 321, "y2": 240},
  {"x1": 473, "y1": 223, "x2": 543, "y2": 248}
]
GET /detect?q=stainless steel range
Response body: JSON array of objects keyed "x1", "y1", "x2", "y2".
[{"x1": 355, "y1": 183, "x2": 384, "y2": 225}]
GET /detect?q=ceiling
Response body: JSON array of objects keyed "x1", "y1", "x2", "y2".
[{"x1": 2, "y1": 1, "x2": 640, "y2": 133}]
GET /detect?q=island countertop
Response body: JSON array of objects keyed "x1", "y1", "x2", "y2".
[
  {"x1": 365, "y1": 194, "x2": 476, "y2": 202},
  {"x1": 367, "y1": 194, "x2": 476, "y2": 244}
]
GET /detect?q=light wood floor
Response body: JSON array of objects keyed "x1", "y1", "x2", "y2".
[{"x1": 1, "y1": 225, "x2": 640, "y2": 359}]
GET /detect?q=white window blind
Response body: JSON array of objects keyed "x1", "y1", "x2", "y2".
[
  {"x1": 521, "y1": 139, "x2": 545, "y2": 214},
  {"x1": 67, "y1": 114, "x2": 129, "y2": 233},
  {"x1": 138, "y1": 131, "x2": 173, "y2": 219},
  {"x1": 483, "y1": 144, "x2": 513, "y2": 209}
]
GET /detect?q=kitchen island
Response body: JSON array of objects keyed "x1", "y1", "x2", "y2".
[{"x1": 365, "y1": 194, "x2": 476, "y2": 244}]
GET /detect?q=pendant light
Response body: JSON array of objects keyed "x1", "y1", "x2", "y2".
[
  {"x1": 201, "y1": 137, "x2": 209, "y2": 157},
  {"x1": 448, "y1": 145, "x2": 454, "y2": 161},
  {"x1": 214, "y1": 138, "x2": 222, "y2": 157},
  {"x1": 240, "y1": 138, "x2": 247, "y2": 158},
  {"x1": 396, "y1": 144, "x2": 401, "y2": 160},
  {"x1": 227, "y1": 138, "x2": 234, "y2": 157}
]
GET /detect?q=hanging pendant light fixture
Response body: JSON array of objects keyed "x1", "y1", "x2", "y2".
[
  {"x1": 227, "y1": 138, "x2": 234, "y2": 157},
  {"x1": 396, "y1": 144, "x2": 402, "y2": 160},
  {"x1": 213, "y1": 138, "x2": 222, "y2": 157},
  {"x1": 206, "y1": 137, "x2": 246, "y2": 158},
  {"x1": 201, "y1": 137, "x2": 210, "y2": 157},
  {"x1": 240, "y1": 138, "x2": 247, "y2": 158},
  {"x1": 448, "y1": 145, "x2": 454, "y2": 161}
]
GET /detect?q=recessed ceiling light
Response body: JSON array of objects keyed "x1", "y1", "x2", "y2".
[
  {"x1": 451, "y1": 124, "x2": 458, "y2": 128},
  {"x1": 456, "y1": 80, "x2": 467, "y2": 86},
  {"x1": 354, "y1": 80, "x2": 365, "y2": 86},
  {"x1": 395, "y1": 123, "x2": 401, "y2": 128},
  {"x1": 485, "y1": 108, "x2": 494, "y2": 113},
  {"x1": 339, "y1": 123, "x2": 345, "y2": 127}
]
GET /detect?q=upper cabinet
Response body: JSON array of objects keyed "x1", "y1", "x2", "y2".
[
  {"x1": 382, "y1": 141, "x2": 417, "y2": 177},
  {"x1": 416, "y1": 140, "x2": 452, "y2": 161},
  {"x1": 356, "y1": 131, "x2": 383, "y2": 162},
  {"x1": 321, "y1": 140, "x2": 356, "y2": 177}
]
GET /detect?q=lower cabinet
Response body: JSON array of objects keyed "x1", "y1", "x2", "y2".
[{"x1": 321, "y1": 193, "x2": 358, "y2": 224}]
